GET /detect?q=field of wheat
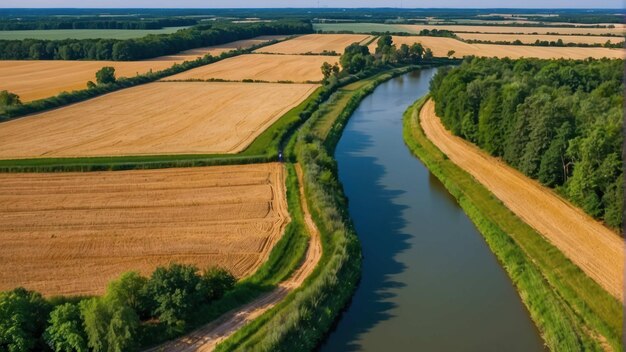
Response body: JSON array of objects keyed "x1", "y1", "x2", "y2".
[{"x1": 256, "y1": 33, "x2": 373, "y2": 54}]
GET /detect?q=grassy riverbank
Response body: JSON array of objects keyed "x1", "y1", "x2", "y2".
[
  {"x1": 215, "y1": 66, "x2": 422, "y2": 351},
  {"x1": 404, "y1": 96, "x2": 622, "y2": 351}
]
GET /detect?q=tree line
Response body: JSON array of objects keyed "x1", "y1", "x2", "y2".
[
  {"x1": 0, "y1": 263, "x2": 236, "y2": 352},
  {"x1": 0, "y1": 18, "x2": 197, "y2": 31},
  {"x1": 430, "y1": 57, "x2": 623, "y2": 230},
  {"x1": 0, "y1": 20, "x2": 312, "y2": 61},
  {"x1": 322, "y1": 34, "x2": 433, "y2": 83},
  {"x1": 464, "y1": 38, "x2": 625, "y2": 49}
]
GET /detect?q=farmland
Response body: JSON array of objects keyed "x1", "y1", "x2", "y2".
[
  {"x1": 456, "y1": 32, "x2": 623, "y2": 44},
  {"x1": 0, "y1": 36, "x2": 284, "y2": 102},
  {"x1": 0, "y1": 163, "x2": 289, "y2": 296},
  {"x1": 0, "y1": 81, "x2": 317, "y2": 158},
  {"x1": 257, "y1": 33, "x2": 373, "y2": 54},
  {"x1": 0, "y1": 26, "x2": 189, "y2": 40},
  {"x1": 369, "y1": 36, "x2": 625, "y2": 59},
  {"x1": 399, "y1": 24, "x2": 625, "y2": 35},
  {"x1": 163, "y1": 53, "x2": 335, "y2": 82}
]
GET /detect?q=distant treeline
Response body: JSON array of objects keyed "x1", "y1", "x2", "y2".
[
  {"x1": 464, "y1": 38, "x2": 625, "y2": 49},
  {"x1": 430, "y1": 57, "x2": 623, "y2": 229},
  {"x1": 0, "y1": 18, "x2": 197, "y2": 30},
  {"x1": 0, "y1": 20, "x2": 312, "y2": 61}
]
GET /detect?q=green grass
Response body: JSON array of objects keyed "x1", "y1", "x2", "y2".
[
  {"x1": 313, "y1": 23, "x2": 411, "y2": 34},
  {"x1": 0, "y1": 86, "x2": 324, "y2": 172},
  {"x1": 141, "y1": 162, "x2": 309, "y2": 349},
  {"x1": 403, "y1": 96, "x2": 622, "y2": 352},
  {"x1": 0, "y1": 27, "x2": 189, "y2": 40}
]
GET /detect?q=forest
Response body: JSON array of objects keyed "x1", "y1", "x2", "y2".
[
  {"x1": 0, "y1": 20, "x2": 312, "y2": 61},
  {"x1": 430, "y1": 57, "x2": 623, "y2": 230}
]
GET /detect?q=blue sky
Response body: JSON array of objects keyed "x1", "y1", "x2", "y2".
[{"x1": 0, "y1": 1, "x2": 622, "y2": 9}]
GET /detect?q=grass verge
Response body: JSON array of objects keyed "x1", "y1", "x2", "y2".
[{"x1": 404, "y1": 96, "x2": 622, "y2": 351}]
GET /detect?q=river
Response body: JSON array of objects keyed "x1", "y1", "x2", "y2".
[{"x1": 319, "y1": 68, "x2": 546, "y2": 351}]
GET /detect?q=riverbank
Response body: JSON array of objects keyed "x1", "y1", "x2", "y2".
[{"x1": 404, "y1": 96, "x2": 622, "y2": 351}]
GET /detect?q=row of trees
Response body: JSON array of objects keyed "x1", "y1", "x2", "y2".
[
  {"x1": 0, "y1": 264, "x2": 236, "y2": 352},
  {"x1": 430, "y1": 57, "x2": 623, "y2": 230},
  {"x1": 464, "y1": 38, "x2": 625, "y2": 49},
  {"x1": 0, "y1": 18, "x2": 197, "y2": 30},
  {"x1": 323, "y1": 34, "x2": 433, "y2": 81},
  {"x1": 0, "y1": 20, "x2": 312, "y2": 61}
]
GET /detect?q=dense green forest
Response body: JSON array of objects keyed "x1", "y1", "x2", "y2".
[
  {"x1": 0, "y1": 18, "x2": 197, "y2": 30},
  {"x1": 0, "y1": 264, "x2": 236, "y2": 352},
  {"x1": 0, "y1": 20, "x2": 311, "y2": 61},
  {"x1": 430, "y1": 57, "x2": 623, "y2": 230}
]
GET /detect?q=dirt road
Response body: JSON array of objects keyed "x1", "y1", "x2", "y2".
[
  {"x1": 420, "y1": 99, "x2": 624, "y2": 300},
  {"x1": 144, "y1": 164, "x2": 322, "y2": 352}
]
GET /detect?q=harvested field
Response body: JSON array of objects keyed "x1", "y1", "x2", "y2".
[
  {"x1": 163, "y1": 54, "x2": 336, "y2": 82},
  {"x1": 0, "y1": 163, "x2": 290, "y2": 296},
  {"x1": 0, "y1": 27, "x2": 189, "y2": 40},
  {"x1": 0, "y1": 82, "x2": 318, "y2": 158},
  {"x1": 256, "y1": 33, "x2": 373, "y2": 54},
  {"x1": 0, "y1": 36, "x2": 283, "y2": 102},
  {"x1": 456, "y1": 32, "x2": 623, "y2": 45},
  {"x1": 370, "y1": 36, "x2": 625, "y2": 59},
  {"x1": 400, "y1": 24, "x2": 625, "y2": 36},
  {"x1": 420, "y1": 99, "x2": 624, "y2": 299},
  {"x1": 145, "y1": 164, "x2": 322, "y2": 352}
]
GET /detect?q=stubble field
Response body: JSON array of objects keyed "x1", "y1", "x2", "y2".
[
  {"x1": 455, "y1": 32, "x2": 623, "y2": 45},
  {"x1": 0, "y1": 163, "x2": 290, "y2": 296},
  {"x1": 256, "y1": 33, "x2": 373, "y2": 54},
  {"x1": 0, "y1": 81, "x2": 318, "y2": 158},
  {"x1": 371, "y1": 36, "x2": 625, "y2": 59},
  {"x1": 163, "y1": 53, "x2": 336, "y2": 82},
  {"x1": 399, "y1": 24, "x2": 625, "y2": 36},
  {"x1": 0, "y1": 36, "x2": 284, "y2": 102}
]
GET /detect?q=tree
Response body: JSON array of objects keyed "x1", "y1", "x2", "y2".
[
  {"x1": 95, "y1": 66, "x2": 116, "y2": 85},
  {"x1": 145, "y1": 263, "x2": 206, "y2": 333},
  {"x1": 80, "y1": 297, "x2": 139, "y2": 352},
  {"x1": 447, "y1": 50, "x2": 456, "y2": 58},
  {"x1": 105, "y1": 271, "x2": 151, "y2": 319},
  {"x1": 320, "y1": 62, "x2": 333, "y2": 82},
  {"x1": 202, "y1": 267, "x2": 236, "y2": 301},
  {"x1": 375, "y1": 34, "x2": 392, "y2": 54},
  {"x1": 43, "y1": 303, "x2": 88, "y2": 352},
  {"x1": 340, "y1": 43, "x2": 372, "y2": 74},
  {"x1": 0, "y1": 90, "x2": 22, "y2": 107},
  {"x1": 0, "y1": 288, "x2": 52, "y2": 352},
  {"x1": 423, "y1": 48, "x2": 433, "y2": 59}
]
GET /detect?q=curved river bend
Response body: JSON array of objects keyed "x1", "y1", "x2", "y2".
[{"x1": 320, "y1": 69, "x2": 546, "y2": 351}]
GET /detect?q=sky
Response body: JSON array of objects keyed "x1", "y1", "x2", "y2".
[{"x1": 0, "y1": 0, "x2": 622, "y2": 9}]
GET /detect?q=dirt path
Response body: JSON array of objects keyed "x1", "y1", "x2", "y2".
[
  {"x1": 145, "y1": 163, "x2": 322, "y2": 352},
  {"x1": 420, "y1": 99, "x2": 624, "y2": 300}
]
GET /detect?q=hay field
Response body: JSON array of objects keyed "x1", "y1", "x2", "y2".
[
  {"x1": 163, "y1": 54, "x2": 336, "y2": 82},
  {"x1": 0, "y1": 82, "x2": 318, "y2": 158},
  {"x1": 371, "y1": 36, "x2": 625, "y2": 59},
  {"x1": 256, "y1": 33, "x2": 373, "y2": 54},
  {"x1": 0, "y1": 163, "x2": 289, "y2": 296},
  {"x1": 0, "y1": 36, "x2": 283, "y2": 102},
  {"x1": 456, "y1": 33, "x2": 623, "y2": 45},
  {"x1": 399, "y1": 24, "x2": 625, "y2": 36},
  {"x1": 0, "y1": 27, "x2": 189, "y2": 40}
]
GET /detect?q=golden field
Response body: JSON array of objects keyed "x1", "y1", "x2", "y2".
[
  {"x1": 256, "y1": 33, "x2": 373, "y2": 54},
  {"x1": 371, "y1": 36, "x2": 625, "y2": 59},
  {"x1": 163, "y1": 53, "x2": 337, "y2": 82},
  {"x1": 0, "y1": 81, "x2": 318, "y2": 158},
  {"x1": 0, "y1": 36, "x2": 285, "y2": 102},
  {"x1": 400, "y1": 24, "x2": 625, "y2": 36},
  {"x1": 0, "y1": 163, "x2": 289, "y2": 296},
  {"x1": 456, "y1": 32, "x2": 623, "y2": 45}
]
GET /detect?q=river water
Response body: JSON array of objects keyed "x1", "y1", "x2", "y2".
[{"x1": 319, "y1": 69, "x2": 546, "y2": 351}]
